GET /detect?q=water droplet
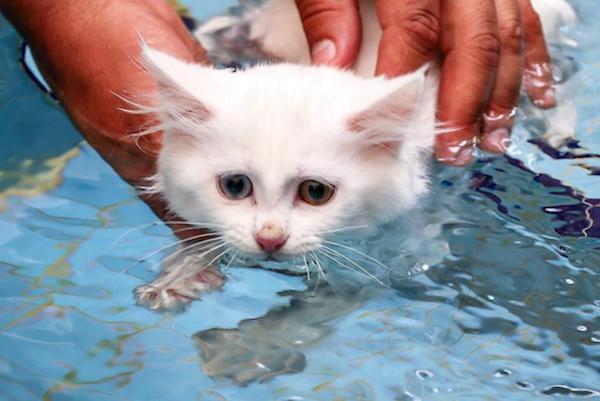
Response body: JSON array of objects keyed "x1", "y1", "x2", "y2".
[
  {"x1": 593, "y1": 300, "x2": 600, "y2": 308},
  {"x1": 401, "y1": 390, "x2": 421, "y2": 401},
  {"x1": 591, "y1": 337, "x2": 600, "y2": 343},
  {"x1": 487, "y1": 295, "x2": 495, "y2": 301},
  {"x1": 542, "y1": 385, "x2": 600, "y2": 397},
  {"x1": 494, "y1": 369, "x2": 512, "y2": 378},
  {"x1": 577, "y1": 326, "x2": 588, "y2": 332},
  {"x1": 565, "y1": 278, "x2": 575, "y2": 285},
  {"x1": 416, "y1": 369, "x2": 433, "y2": 380},
  {"x1": 516, "y1": 381, "x2": 534, "y2": 390}
]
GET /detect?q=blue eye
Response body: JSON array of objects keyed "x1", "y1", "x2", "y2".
[
  {"x1": 218, "y1": 174, "x2": 253, "y2": 200},
  {"x1": 298, "y1": 179, "x2": 335, "y2": 206}
]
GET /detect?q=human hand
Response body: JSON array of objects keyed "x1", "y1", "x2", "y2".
[
  {"x1": 2, "y1": 0, "x2": 206, "y2": 237},
  {"x1": 294, "y1": 0, "x2": 555, "y2": 166}
]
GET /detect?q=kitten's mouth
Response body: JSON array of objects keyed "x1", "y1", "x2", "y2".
[{"x1": 261, "y1": 252, "x2": 295, "y2": 263}]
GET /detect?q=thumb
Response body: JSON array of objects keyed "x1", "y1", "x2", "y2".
[{"x1": 295, "y1": 0, "x2": 361, "y2": 67}]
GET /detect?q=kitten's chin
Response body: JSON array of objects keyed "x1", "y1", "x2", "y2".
[{"x1": 247, "y1": 251, "x2": 299, "y2": 263}]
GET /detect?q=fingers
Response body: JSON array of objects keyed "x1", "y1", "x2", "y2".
[
  {"x1": 295, "y1": 0, "x2": 361, "y2": 67},
  {"x1": 480, "y1": 0, "x2": 523, "y2": 154},
  {"x1": 436, "y1": 0, "x2": 500, "y2": 165},
  {"x1": 145, "y1": 0, "x2": 207, "y2": 63},
  {"x1": 374, "y1": 0, "x2": 440, "y2": 76},
  {"x1": 519, "y1": 0, "x2": 556, "y2": 108}
]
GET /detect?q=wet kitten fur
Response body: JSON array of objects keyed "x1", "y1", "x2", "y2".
[{"x1": 135, "y1": 0, "x2": 575, "y2": 310}]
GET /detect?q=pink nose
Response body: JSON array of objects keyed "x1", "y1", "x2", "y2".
[{"x1": 255, "y1": 235, "x2": 287, "y2": 253}]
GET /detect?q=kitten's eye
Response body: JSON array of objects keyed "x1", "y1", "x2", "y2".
[
  {"x1": 218, "y1": 174, "x2": 253, "y2": 200},
  {"x1": 298, "y1": 180, "x2": 335, "y2": 206}
]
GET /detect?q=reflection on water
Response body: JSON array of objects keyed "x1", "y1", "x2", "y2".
[{"x1": 1, "y1": 1, "x2": 600, "y2": 400}]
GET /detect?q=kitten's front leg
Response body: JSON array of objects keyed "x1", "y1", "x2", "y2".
[{"x1": 134, "y1": 251, "x2": 225, "y2": 311}]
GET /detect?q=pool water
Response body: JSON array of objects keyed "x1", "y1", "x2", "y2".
[{"x1": 1, "y1": 1, "x2": 599, "y2": 400}]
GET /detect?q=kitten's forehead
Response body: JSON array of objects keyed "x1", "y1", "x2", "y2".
[{"x1": 212, "y1": 65, "x2": 397, "y2": 123}]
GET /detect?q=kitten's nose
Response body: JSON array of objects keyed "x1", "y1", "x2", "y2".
[
  {"x1": 255, "y1": 223, "x2": 287, "y2": 252},
  {"x1": 255, "y1": 235, "x2": 287, "y2": 252}
]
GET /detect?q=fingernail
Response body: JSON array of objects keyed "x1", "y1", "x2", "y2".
[
  {"x1": 454, "y1": 147, "x2": 475, "y2": 167},
  {"x1": 485, "y1": 128, "x2": 512, "y2": 152},
  {"x1": 311, "y1": 39, "x2": 337, "y2": 64},
  {"x1": 533, "y1": 87, "x2": 556, "y2": 109},
  {"x1": 544, "y1": 87, "x2": 556, "y2": 107}
]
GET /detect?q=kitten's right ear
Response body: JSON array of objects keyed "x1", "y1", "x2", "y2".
[
  {"x1": 346, "y1": 69, "x2": 427, "y2": 152},
  {"x1": 141, "y1": 45, "x2": 228, "y2": 122}
]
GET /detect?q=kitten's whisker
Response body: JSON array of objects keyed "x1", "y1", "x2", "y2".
[
  {"x1": 316, "y1": 249, "x2": 363, "y2": 279},
  {"x1": 171, "y1": 238, "x2": 228, "y2": 262},
  {"x1": 313, "y1": 251, "x2": 352, "y2": 300},
  {"x1": 319, "y1": 246, "x2": 388, "y2": 287},
  {"x1": 111, "y1": 220, "x2": 225, "y2": 248},
  {"x1": 159, "y1": 221, "x2": 226, "y2": 228},
  {"x1": 171, "y1": 226, "x2": 216, "y2": 235},
  {"x1": 164, "y1": 236, "x2": 229, "y2": 264},
  {"x1": 144, "y1": 240, "x2": 230, "y2": 277},
  {"x1": 302, "y1": 254, "x2": 311, "y2": 281},
  {"x1": 306, "y1": 253, "x2": 321, "y2": 296},
  {"x1": 309, "y1": 251, "x2": 326, "y2": 295},
  {"x1": 110, "y1": 221, "x2": 163, "y2": 248},
  {"x1": 205, "y1": 245, "x2": 234, "y2": 267},
  {"x1": 296, "y1": 246, "x2": 310, "y2": 281},
  {"x1": 319, "y1": 249, "x2": 387, "y2": 287},
  {"x1": 130, "y1": 234, "x2": 222, "y2": 270},
  {"x1": 317, "y1": 225, "x2": 369, "y2": 235},
  {"x1": 309, "y1": 250, "x2": 326, "y2": 279},
  {"x1": 323, "y1": 240, "x2": 391, "y2": 271},
  {"x1": 120, "y1": 238, "x2": 223, "y2": 275},
  {"x1": 223, "y1": 249, "x2": 239, "y2": 272}
]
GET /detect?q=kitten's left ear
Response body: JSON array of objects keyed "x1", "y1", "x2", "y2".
[
  {"x1": 347, "y1": 69, "x2": 427, "y2": 150},
  {"x1": 141, "y1": 45, "x2": 229, "y2": 121}
]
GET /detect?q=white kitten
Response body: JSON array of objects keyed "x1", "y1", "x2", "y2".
[{"x1": 134, "y1": 0, "x2": 576, "y2": 310}]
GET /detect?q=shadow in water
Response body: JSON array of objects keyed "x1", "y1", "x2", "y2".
[{"x1": 193, "y1": 280, "x2": 371, "y2": 386}]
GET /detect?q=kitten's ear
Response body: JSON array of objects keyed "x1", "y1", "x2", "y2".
[
  {"x1": 141, "y1": 45, "x2": 227, "y2": 122},
  {"x1": 347, "y1": 69, "x2": 426, "y2": 151}
]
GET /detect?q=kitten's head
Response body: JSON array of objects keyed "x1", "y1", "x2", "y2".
[{"x1": 139, "y1": 46, "x2": 436, "y2": 260}]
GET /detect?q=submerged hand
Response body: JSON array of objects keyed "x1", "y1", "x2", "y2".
[
  {"x1": 1, "y1": 0, "x2": 206, "y2": 236},
  {"x1": 295, "y1": 0, "x2": 555, "y2": 166}
]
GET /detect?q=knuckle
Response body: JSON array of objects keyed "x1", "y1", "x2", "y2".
[
  {"x1": 464, "y1": 31, "x2": 501, "y2": 71},
  {"x1": 498, "y1": 18, "x2": 523, "y2": 53},
  {"x1": 296, "y1": 0, "x2": 351, "y2": 24},
  {"x1": 393, "y1": 8, "x2": 440, "y2": 52}
]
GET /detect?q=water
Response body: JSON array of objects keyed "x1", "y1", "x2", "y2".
[{"x1": 1, "y1": 1, "x2": 599, "y2": 400}]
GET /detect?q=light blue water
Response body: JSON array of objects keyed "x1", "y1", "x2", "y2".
[{"x1": 1, "y1": 2, "x2": 599, "y2": 400}]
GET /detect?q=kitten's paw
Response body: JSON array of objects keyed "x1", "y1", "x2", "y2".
[
  {"x1": 134, "y1": 284, "x2": 196, "y2": 311},
  {"x1": 135, "y1": 266, "x2": 225, "y2": 312},
  {"x1": 193, "y1": 266, "x2": 226, "y2": 290}
]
